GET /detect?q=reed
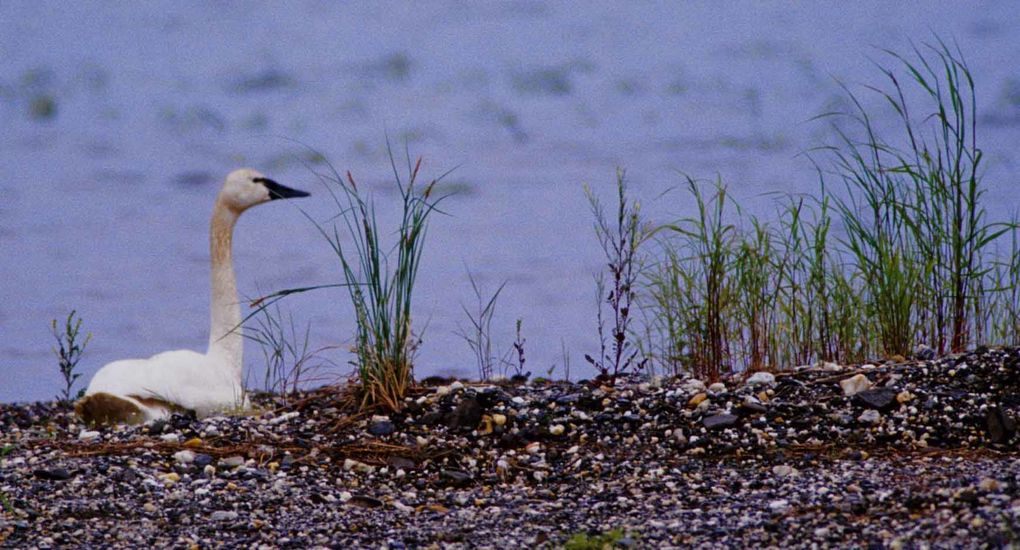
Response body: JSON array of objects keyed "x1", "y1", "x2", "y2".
[
  {"x1": 247, "y1": 145, "x2": 447, "y2": 412},
  {"x1": 640, "y1": 38, "x2": 1019, "y2": 378}
]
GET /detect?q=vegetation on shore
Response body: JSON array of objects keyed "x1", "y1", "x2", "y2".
[{"x1": 48, "y1": 38, "x2": 1020, "y2": 412}]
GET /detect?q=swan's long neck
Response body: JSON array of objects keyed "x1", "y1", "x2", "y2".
[{"x1": 208, "y1": 199, "x2": 243, "y2": 379}]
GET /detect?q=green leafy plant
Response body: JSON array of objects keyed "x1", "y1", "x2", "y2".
[
  {"x1": 51, "y1": 310, "x2": 91, "y2": 405},
  {"x1": 563, "y1": 528, "x2": 632, "y2": 550}
]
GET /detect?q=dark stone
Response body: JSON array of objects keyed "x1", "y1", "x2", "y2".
[
  {"x1": 348, "y1": 495, "x2": 383, "y2": 509},
  {"x1": 738, "y1": 402, "x2": 768, "y2": 415},
  {"x1": 280, "y1": 455, "x2": 296, "y2": 469},
  {"x1": 702, "y1": 414, "x2": 739, "y2": 430},
  {"x1": 368, "y1": 420, "x2": 395, "y2": 436},
  {"x1": 445, "y1": 396, "x2": 483, "y2": 431},
  {"x1": 147, "y1": 420, "x2": 166, "y2": 436},
  {"x1": 555, "y1": 393, "x2": 581, "y2": 405},
  {"x1": 498, "y1": 432, "x2": 525, "y2": 449},
  {"x1": 913, "y1": 344, "x2": 936, "y2": 361},
  {"x1": 419, "y1": 411, "x2": 444, "y2": 426},
  {"x1": 956, "y1": 488, "x2": 978, "y2": 504},
  {"x1": 33, "y1": 468, "x2": 72, "y2": 481},
  {"x1": 193, "y1": 454, "x2": 214, "y2": 468},
  {"x1": 387, "y1": 456, "x2": 416, "y2": 470},
  {"x1": 987, "y1": 406, "x2": 1017, "y2": 444},
  {"x1": 170, "y1": 412, "x2": 197, "y2": 430},
  {"x1": 112, "y1": 468, "x2": 138, "y2": 483},
  {"x1": 854, "y1": 388, "x2": 898, "y2": 411},
  {"x1": 440, "y1": 469, "x2": 473, "y2": 487}
]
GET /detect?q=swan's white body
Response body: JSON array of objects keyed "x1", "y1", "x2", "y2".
[{"x1": 76, "y1": 169, "x2": 308, "y2": 424}]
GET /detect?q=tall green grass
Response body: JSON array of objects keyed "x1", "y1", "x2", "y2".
[
  {"x1": 642, "y1": 39, "x2": 1018, "y2": 379},
  {"x1": 249, "y1": 146, "x2": 446, "y2": 411},
  {"x1": 320, "y1": 153, "x2": 444, "y2": 411}
]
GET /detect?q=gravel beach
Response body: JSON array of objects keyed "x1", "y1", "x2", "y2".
[{"x1": 2, "y1": 347, "x2": 1018, "y2": 548}]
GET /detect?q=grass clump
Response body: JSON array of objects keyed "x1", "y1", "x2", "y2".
[
  {"x1": 246, "y1": 303, "x2": 331, "y2": 405},
  {"x1": 457, "y1": 271, "x2": 506, "y2": 381},
  {"x1": 312, "y1": 148, "x2": 445, "y2": 411},
  {"x1": 641, "y1": 38, "x2": 1018, "y2": 378},
  {"x1": 563, "y1": 528, "x2": 633, "y2": 550},
  {"x1": 316, "y1": 154, "x2": 445, "y2": 411},
  {"x1": 823, "y1": 37, "x2": 1004, "y2": 356},
  {"x1": 248, "y1": 146, "x2": 446, "y2": 412},
  {"x1": 51, "y1": 310, "x2": 91, "y2": 405}
]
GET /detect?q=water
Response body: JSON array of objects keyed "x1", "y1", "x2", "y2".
[{"x1": 3, "y1": 1, "x2": 1020, "y2": 403}]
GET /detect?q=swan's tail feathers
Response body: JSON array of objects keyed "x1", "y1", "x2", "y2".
[{"x1": 75, "y1": 392, "x2": 148, "y2": 425}]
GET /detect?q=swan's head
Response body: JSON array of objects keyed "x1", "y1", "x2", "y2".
[{"x1": 219, "y1": 168, "x2": 310, "y2": 212}]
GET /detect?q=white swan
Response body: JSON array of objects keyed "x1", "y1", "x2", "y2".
[{"x1": 75, "y1": 168, "x2": 309, "y2": 425}]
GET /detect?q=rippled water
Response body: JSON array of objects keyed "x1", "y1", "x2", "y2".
[{"x1": 3, "y1": 1, "x2": 1020, "y2": 402}]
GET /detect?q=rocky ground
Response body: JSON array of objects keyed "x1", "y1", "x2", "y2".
[{"x1": 2, "y1": 346, "x2": 1019, "y2": 549}]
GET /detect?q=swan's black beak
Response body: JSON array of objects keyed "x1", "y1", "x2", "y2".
[{"x1": 256, "y1": 178, "x2": 311, "y2": 200}]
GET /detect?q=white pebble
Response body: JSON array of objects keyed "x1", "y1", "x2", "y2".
[
  {"x1": 746, "y1": 372, "x2": 776, "y2": 386},
  {"x1": 858, "y1": 409, "x2": 882, "y2": 424},
  {"x1": 173, "y1": 450, "x2": 196, "y2": 464},
  {"x1": 840, "y1": 374, "x2": 872, "y2": 396}
]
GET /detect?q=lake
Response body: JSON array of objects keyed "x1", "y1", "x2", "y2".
[{"x1": 3, "y1": 1, "x2": 1020, "y2": 402}]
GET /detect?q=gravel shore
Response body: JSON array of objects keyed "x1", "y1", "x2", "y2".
[{"x1": 2, "y1": 347, "x2": 1018, "y2": 548}]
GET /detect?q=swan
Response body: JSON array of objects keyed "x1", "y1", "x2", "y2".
[{"x1": 75, "y1": 168, "x2": 309, "y2": 425}]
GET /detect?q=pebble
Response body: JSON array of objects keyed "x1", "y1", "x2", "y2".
[
  {"x1": 159, "y1": 433, "x2": 180, "y2": 444},
  {"x1": 173, "y1": 450, "x2": 196, "y2": 464},
  {"x1": 33, "y1": 468, "x2": 71, "y2": 481},
  {"x1": 771, "y1": 465, "x2": 795, "y2": 478},
  {"x1": 746, "y1": 372, "x2": 776, "y2": 386},
  {"x1": 687, "y1": 393, "x2": 708, "y2": 408},
  {"x1": 708, "y1": 382, "x2": 727, "y2": 393},
  {"x1": 703, "y1": 414, "x2": 738, "y2": 430},
  {"x1": 220, "y1": 456, "x2": 245, "y2": 468},
  {"x1": 269, "y1": 411, "x2": 299, "y2": 425},
  {"x1": 78, "y1": 430, "x2": 100, "y2": 441},
  {"x1": 549, "y1": 424, "x2": 565, "y2": 436},
  {"x1": 854, "y1": 388, "x2": 898, "y2": 411},
  {"x1": 368, "y1": 420, "x2": 395, "y2": 436},
  {"x1": 210, "y1": 511, "x2": 238, "y2": 521},
  {"x1": 858, "y1": 410, "x2": 882, "y2": 424},
  {"x1": 768, "y1": 499, "x2": 790, "y2": 513},
  {"x1": 840, "y1": 374, "x2": 872, "y2": 396}
]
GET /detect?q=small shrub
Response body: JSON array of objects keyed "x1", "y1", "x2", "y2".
[
  {"x1": 503, "y1": 318, "x2": 529, "y2": 380},
  {"x1": 585, "y1": 169, "x2": 649, "y2": 380},
  {"x1": 51, "y1": 310, "x2": 91, "y2": 405}
]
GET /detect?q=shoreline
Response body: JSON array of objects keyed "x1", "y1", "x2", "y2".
[{"x1": 2, "y1": 347, "x2": 1018, "y2": 548}]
